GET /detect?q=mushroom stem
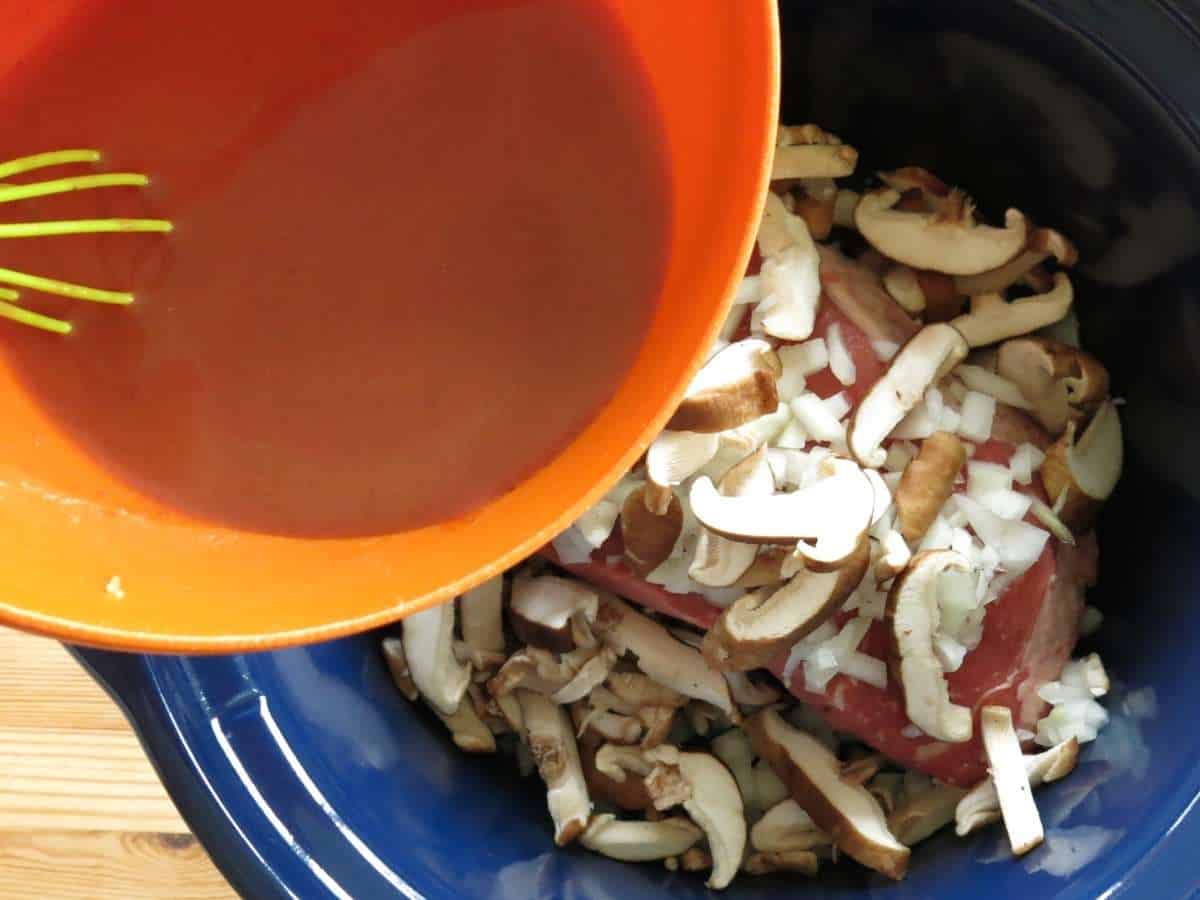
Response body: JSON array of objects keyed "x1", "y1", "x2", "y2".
[{"x1": 517, "y1": 690, "x2": 592, "y2": 846}]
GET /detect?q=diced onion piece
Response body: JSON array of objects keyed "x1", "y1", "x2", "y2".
[
  {"x1": 734, "y1": 276, "x2": 761, "y2": 305},
  {"x1": 873, "y1": 340, "x2": 900, "y2": 362},
  {"x1": 774, "y1": 420, "x2": 810, "y2": 449},
  {"x1": 823, "y1": 391, "x2": 852, "y2": 422},
  {"x1": 1010, "y1": 443, "x2": 1047, "y2": 486},
  {"x1": 790, "y1": 393, "x2": 847, "y2": 444},
  {"x1": 827, "y1": 322, "x2": 858, "y2": 386},
  {"x1": 778, "y1": 339, "x2": 830, "y2": 377},
  {"x1": 954, "y1": 365, "x2": 1033, "y2": 410},
  {"x1": 958, "y1": 391, "x2": 996, "y2": 442},
  {"x1": 884, "y1": 441, "x2": 916, "y2": 473}
]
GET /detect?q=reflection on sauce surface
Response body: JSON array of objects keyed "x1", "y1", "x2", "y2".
[{"x1": 0, "y1": 0, "x2": 671, "y2": 537}]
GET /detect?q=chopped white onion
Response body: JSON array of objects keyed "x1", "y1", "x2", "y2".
[
  {"x1": 892, "y1": 400, "x2": 938, "y2": 440},
  {"x1": 918, "y1": 516, "x2": 955, "y2": 551},
  {"x1": 823, "y1": 391, "x2": 852, "y2": 422},
  {"x1": 1009, "y1": 443, "x2": 1047, "y2": 486},
  {"x1": 826, "y1": 322, "x2": 858, "y2": 386},
  {"x1": 733, "y1": 275, "x2": 761, "y2": 305},
  {"x1": 958, "y1": 391, "x2": 997, "y2": 443},
  {"x1": 790, "y1": 393, "x2": 846, "y2": 444},
  {"x1": 872, "y1": 339, "x2": 900, "y2": 362},
  {"x1": 778, "y1": 339, "x2": 829, "y2": 377},
  {"x1": 552, "y1": 526, "x2": 597, "y2": 565}
]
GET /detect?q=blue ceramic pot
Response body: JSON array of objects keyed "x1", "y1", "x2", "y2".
[{"x1": 76, "y1": 2, "x2": 1200, "y2": 897}]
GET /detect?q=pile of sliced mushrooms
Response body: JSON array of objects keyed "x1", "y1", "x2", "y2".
[{"x1": 383, "y1": 123, "x2": 1121, "y2": 888}]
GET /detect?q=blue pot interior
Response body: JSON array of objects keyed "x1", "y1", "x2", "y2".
[{"x1": 79, "y1": 2, "x2": 1200, "y2": 898}]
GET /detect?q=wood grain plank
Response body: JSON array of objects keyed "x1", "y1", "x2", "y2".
[
  {"x1": 0, "y1": 629, "x2": 128, "y2": 731},
  {"x1": 0, "y1": 727, "x2": 189, "y2": 833},
  {"x1": 0, "y1": 831, "x2": 235, "y2": 900}
]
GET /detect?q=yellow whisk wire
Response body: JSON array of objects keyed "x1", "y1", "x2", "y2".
[
  {"x1": 0, "y1": 150, "x2": 172, "y2": 333},
  {"x1": 0, "y1": 173, "x2": 150, "y2": 204},
  {"x1": 0, "y1": 297, "x2": 73, "y2": 335},
  {"x1": 0, "y1": 268, "x2": 134, "y2": 305},
  {"x1": 0, "y1": 218, "x2": 173, "y2": 239},
  {"x1": 0, "y1": 149, "x2": 102, "y2": 181}
]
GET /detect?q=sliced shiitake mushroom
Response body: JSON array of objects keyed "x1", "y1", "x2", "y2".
[
  {"x1": 750, "y1": 798, "x2": 830, "y2": 853},
  {"x1": 598, "y1": 596, "x2": 736, "y2": 717},
  {"x1": 950, "y1": 274, "x2": 1073, "y2": 348},
  {"x1": 643, "y1": 746, "x2": 747, "y2": 890},
  {"x1": 621, "y1": 484, "x2": 683, "y2": 576},
  {"x1": 517, "y1": 689, "x2": 592, "y2": 846},
  {"x1": 996, "y1": 337, "x2": 1109, "y2": 435},
  {"x1": 509, "y1": 575, "x2": 599, "y2": 653},
  {"x1": 458, "y1": 575, "x2": 506, "y2": 669},
  {"x1": 978, "y1": 706, "x2": 1043, "y2": 856},
  {"x1": 854, "y1": 186, "x2": 1027, "y2": 276},
  {"x1": 690, "y1": 457, "x2": 874, "y2": 567},
  {"x1": 886, "y1": 551, "x2": 975, "y2": 743},
  {"x1": 668, "y1": 340, "x2": 782, "y2": 433},
  {"x1": 381, "y1": 636, "x2": 419, "y2": 702},
  {"x1": 772, "y1": 123, "x2": 859, "y2": 181},
  {"x1": 704, "y1": 536, "x2": 870, "y2": 671},
  {"x1": 954, "y1": 225, "x2": 1078, "y2": 297},
  {"x1": 690, "y1": 448, "x2": 775, "y2": 588},
  {"x1": 645, "y1": 430, "x2": 721, "y2": 494},
  {"x1": 580, "y1": 813, "x2": 703, "y2": 862},
  {"x1": 848, "y1": 324, "x2": 968, "y2": 467},
  {"x1": 955, "y1": 737, "x2": 1079, "y2": 836},
  {"x1": 1040, "y1": 399, "x2": 1122, "y2": 531},
  {"x1": 886, "y1": 782, "x2": 966, "y2": 846},
  {"x1": 755, "y1": 195, "x2": 823, "y2": 340},
  {"x1": 403, "y1": 601, "x2": 471, "y2": 717},
  {"x1": 745, "y1": 710, "x2": 910, "y2": 880},
  {"x1": 894, "y1": 431, "x2": 967, "y2": 546}
]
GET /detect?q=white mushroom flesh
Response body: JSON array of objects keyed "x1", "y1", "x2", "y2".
[
  {"x1": 979, "y1": 705, "x2": 1044, "y2": 855},
  {"x1": 888, "y1": 551, "x2": 975, "y2": 742},
  {"x1": 518, "y1": 690, "x2": 592, "y2": 846},
  {"x1": 403, "y1": 601, "x2": 472, "y2": 717},
  {"x1": 849, "y1": 324, "x2": 968, "y2": 467},
  {"x1": 580, "y1": 814, "x2": 703, "y2": 862},
  {"x1": 644, "y1": 746, "x2": 747, "y2": 890}
]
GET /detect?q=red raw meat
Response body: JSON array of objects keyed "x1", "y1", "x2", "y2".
[{"x1": 545, "y1": 249, "x2": 1091, "y2": 786}]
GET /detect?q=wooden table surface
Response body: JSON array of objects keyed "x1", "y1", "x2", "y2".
[{"x1": 0, "y1": 628, "x2": 235, "y2": 899}]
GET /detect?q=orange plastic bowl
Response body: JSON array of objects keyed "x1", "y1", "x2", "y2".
[{"x1": 0, "y1": 0, "x2": 779, "y2": 652}]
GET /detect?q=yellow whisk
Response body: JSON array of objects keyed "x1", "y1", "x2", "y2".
[{"x1": 0, "y1": 149, "x2": 173, "y2": 336}]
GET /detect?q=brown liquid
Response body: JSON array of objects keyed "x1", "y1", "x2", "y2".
[{"x1": 0, "y1": 0, "x2": 671, "y2": 537}]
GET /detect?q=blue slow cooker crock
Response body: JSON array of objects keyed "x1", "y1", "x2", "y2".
[{"x1": 76, "y1": 1, "x2": 1200, "y2": 897}]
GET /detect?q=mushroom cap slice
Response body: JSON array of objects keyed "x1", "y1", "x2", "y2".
[
  {"x1": 953, "y1": 225, "x2": 1078, "y2": 296},
  {"x1": 854, "y1": 187, "x2": 1027, "y2": 276},
  {"x1": 432, "y1": 691, "x2": 498, "y2": 754},
  {"x1": 402, "y1": 601, "x2": 472, "y2": 717},
  {"x1": 956, "y1": 737, "x2": 1079, "y2": 836},
  {"x1": 772, "y1": 142, "x2": 859, "y2": 180},
  {"x1": 620, "y1": 485, "x2": 683, "y2": 576},
  {"x1": 580, "y1": 814, "x2": 703, "y2": 862},
  {"x1": 381, "y1": 636, "x2": 419, "y2": 702},
  {"x1": 459, "y1": 575, "x2": 506, "y2": 657},
  {"x1": 751, "y1": 798, "x2": 830, "y2": 852},
  {"x1": 894, "y1": 431, "x2": 967, "y2": 546},
  {"x1": 668, "y1": 340, "x2": 782, "y2": 433},
  {"x1": 886, "y1": 782, "x2": 966, "y2": 846},
  {"x1": 1041, "y1": 400, "x2": 1122, "y2": 531},
  {"x1": 978, "y1": 705, "x2": 1044, "y2": 856},
  {"x1": 689, "y1": 457, "x2": 875, "y2": 567},
  {"x1": 598, "y1": 597, "x2": 735, "y2": 717},
  {"x1": 690, "y1": 448, "x2": 775, "y2": 588},
  {"x1": 996, "y1": 337, "x2": 1109, "y2": 435},
  {"x1": 950, "y1": 274, "x2": 1073, "y2": 348},
  {"x1": 517, "y1": 690, "x2": 592, "y2": 846},
  {"x1": 755, "y1": 202, "x2": 823, "y2": 341},
  {"x1": 644, "y1": 747, "x2": 747, "y2": 890},
  {"x1": 645, "y1": 430, "x2": 721, "y2": 489},
  {"x1": 704, "y1": 536, "x2": 870, "y2": 671},
  {"x1": 848, "y1": 324, "x2": 968, "y2": 468},
  {"x1": 745, "y1": 710, "x2": 910, "y2": 880},
  {"x1": 886, "y1": 551, "x2": 975, "y2": 743},
  {"x1": 509, "y1": 575, "x2": 599, "y2": 653}
]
